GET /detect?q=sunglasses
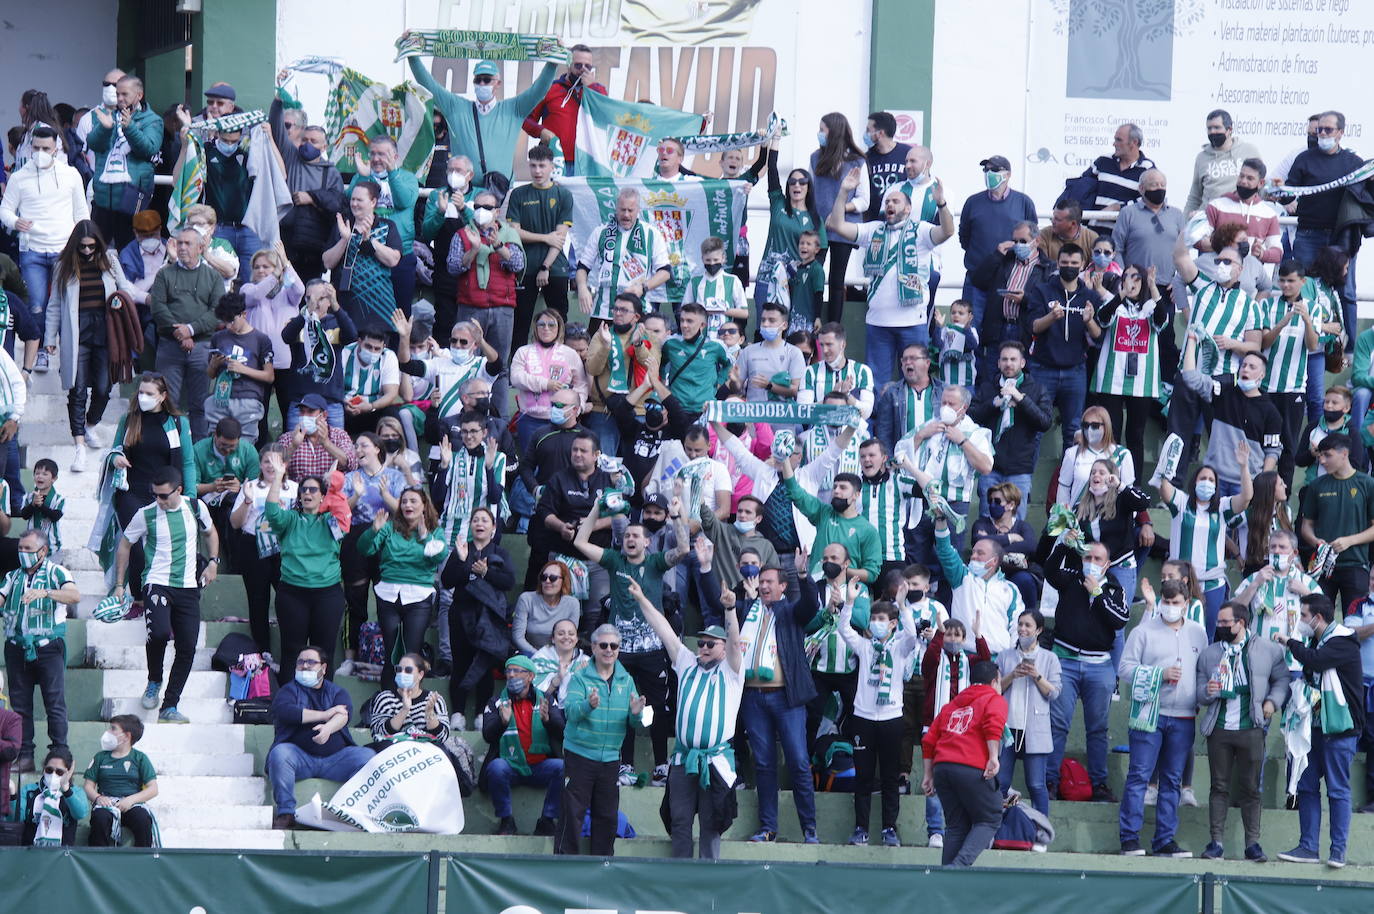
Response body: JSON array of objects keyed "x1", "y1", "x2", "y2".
[
  {"x1": 102, "y1": 80, "x2": 118, "y2": 88},
  {"x1": 299, "y1": 485, "x2": 322, "y2": 494},
  {"x1": 153, "y1": 490, "x2": 177, "y2": 501},
  {"x1": 395, "y1": 665, "x2": 418, "y2": 673},
  {"x1": 473, "y1": 204, "x2": 496, "y2": 211},
  {"x1": 540, "y1": 573, "x2": 562, "y2": 583},
  {"x1": 1082, "y1": 421, "x2": 1104, "y2": 430},
  {"x1": 473, "y1": 75, "x2": 496, "y2": 84},
  {"x1": 697, "y1": 639, "x2": 720, "y2": 650},
  {"x1": 1316, "y1": 125, "x2": 1339, "y2": 135},
  {"x1": 43, "y1": 767, "x2": 67, "y2": 775},
  {"x1": 787, "y1": 177, "x2": 810, "y2": 186},
  {"x1": 596, "y1": 641, "x2": 621, "y2": 651}
]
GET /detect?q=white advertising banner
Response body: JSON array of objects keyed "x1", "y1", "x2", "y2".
[{"x1": 295, "y1": 740, "x2": 465, "y2": 834}]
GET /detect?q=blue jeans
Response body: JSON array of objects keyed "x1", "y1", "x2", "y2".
[
  {"x1": 977, "y1": 471, "x2": 1032, "y2": 520},
  {"x1": 1049, "y1": 657, "x2": 1115, "y2": 787},
  {"x1": 582, "y1": 411, "x2": 620, "y2": 461},
  {"x1": 1296, "y1": 729, "x2": 1357, "y2": 855},
  {"x1": 1029, "y1": 362, "x2": 1088, "y2": 452},
  {"x1": 267, "y1": 741, "x2": 377, "y2": 814},
  {"x1": 1119, "y1": 714, "x2": 1194, "y2": 850},
  {"x1": 485, "y1": 756, "x2": 564, "y2": 819},
  {"x1": 925, "y1": 792, "x2": 945, "y2": 836},
  {"x1": 741, "y1": 687, "x2": 816, "y2": 833},
  {"x1": 1202, "y1": 582, "x2": 1229, "y2": 637},
  {"x1": 285, "y1": 399, "x2": 346, "y2": 433},
  {"x1": 999, "y1": 745, "x2": 1050, "y2": 817},
  {"x1": 866, "y1": 322, "x2": 931, "y2": 393},
  {"x1": 216, "y1": 223, "x2": 264, "y2": 284},
  {"x1": 1107, "y1": 565, "x2": 1137, "y2": 674},
  {"x1": 1305, "y1": 351, "x2": 1327, "y2": 424},
  {"x1": 19, "y1": 250, "x2": 60, "y2": 346}
]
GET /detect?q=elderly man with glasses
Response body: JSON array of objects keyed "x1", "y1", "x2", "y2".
[{"x1": 478, "y1": 655, "x2": 567, "y2": 837}]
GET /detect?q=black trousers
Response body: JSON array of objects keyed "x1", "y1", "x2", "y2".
[
  {"x1": 619, "y1": 649, "x2": 676, "y2": 768},
  {"x1": 115, "y1": 488, "x2": 152, "y2": 594},
  {"x1": 274, "y1": 582, "x2": 345, "y2": 685},
  {"x1": 4, "y1": 638, "x2": 68, "y2": 755},
  {"x1": 67, "y1": 310, "x2": 111, "y2": 438},
  {"x1": 824, "y1": 243, "x2": 855, "y2": 325},
  {"x1": 513, "y1": 279, "x2": 570, "y2": 355},
  {"x1": 1165, "y1": 370, "x2": 1210, "y2": 482},
  {"x1": 807, "y1": 670, "x2": 858, "y2": 753},
  {"x1": 1270, "y1": 391, "x2": 1307, "y2": 489},
  {"x1": 556, "y1": 751, "x2": 620, "y2": 855},
  {"x1": 235, "y1": 531, "x2": 281, "y2": 654},
  {"x1": 448, "y1": 608, "x2": 500, "y2": 718},
  {"x1": 852, "y1": 715, "x2": 904, "y2": 831},
  {"x1": 91, "y1": 205, "x2": 134, "y2": 251},
  {"x1": 1323, "y1": 564, "x2": 1368, "y2": 617},
  {"x1": 89, "y1": 805, "x2": 155, "y2": 847},
  {"x1": 933, "y1": 761, "x2": 1004, "y2": 867},
  {"x1": 377, "y1": 592, "x2": 433, "y2": 674},
  {"x1": 1098, "y1": 393, "x2": 1151, "y2": 485},
  {"x1": 143, "y1": 584, "x2": 201, "y2": 711}
]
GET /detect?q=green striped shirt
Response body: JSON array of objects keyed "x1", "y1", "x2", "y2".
[
  {"x1": 22, "y1": 487, "x2": 64, "y2": 552},
  {"x1": 859, "y1": 470, "x2": 918, "y2": 562},
  {"x1": 124, "y1": 499, "x2": 213, "y2": 589},
  {"x1": 1186, "y1": 277, "x2": 1258, "y2": 377},
  {"x1": 341, "y1": 342, "x2": 384, "y2": 399},
  {"x1": 672, "y1": 644, "x2": 743, "y2": 752},
  {"x1": 1166, "y1": 488, "x2": 1239, "y2": 589},
  {"x1": 1, "y1": 561, "x2": 73, "y2": 642},
  {"x1": 803, "y1": 423, "x2": 865, "y2": 477},
  {"x1": 801, "y1": 359, "x2": 875, "y2": 406},
  {"x1": 682, "y1": 272, "x2": 745, "y2": 336},
  {"x1": 901, "y1": 383, "x2": 940, "y2": 438},
  {"x1": 1091, "y1": 299, "x2": 1162, "y2": 397},
  {"x1": 1259, "y1": 296, "x2": 1314, "y2": 394}
]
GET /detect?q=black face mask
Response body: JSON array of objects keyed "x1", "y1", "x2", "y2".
[
  {"x1": 1213, "y1": 624, "x2": 1239, "y2": 643},
  {"x1": 725, "y1": 422, "x2": 746, "y2": 436},
  {"x1": 382, "y1": 437, "x2": 403, "y2": 454},
  {"x1": 1059, "y1": 265, "x2": 1080, "y2": 283},
  {"x1": 612, "y1": 320, "x2": 634, "y2": 336},
  {"x1": 473, "y1": 396, "x2": 494, "y2": 415},
  {"x1": 1207, "y1": 133, "x2": 1227, "y2": 149},
  {"x1": 1308, "y1": 134, "x2": 1319, "y2": 149},
  {"x1": 1142, "y1": 187, "x2": 1167, "y2": 206},
  {"x1": 1236, "y1": 241, "x2": 1251, "y2": 259},
  {"x1": 704, "y1": 263, "x2": 724, "y2": 275},
  {"x1": 822, "y1": 560, "x2": 844, "y2": 580},
  {"x1": 641, "y1": 517, "x2": 666, "y2": 533},
  {"x1": 1324, "y1": 408, "x2": 1347, "y2": 425},
  {"x1": 988, "y1": 502, "x2": 1007, "y2": 520},
  {"x1": 908, "y1": 588, "x2": 926, "y2": 603},
  {"x1": 467, "y1": 445, "x2": 485, "y2": 458},
  {"x1": 1235, "y1": 183, "x2": 1259, "y2": 201},
  {"x1": 830, "y1": 496, "x2": 850, "y2": 513}
]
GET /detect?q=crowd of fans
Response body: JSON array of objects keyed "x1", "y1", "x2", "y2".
[{"x1": 0, "y1": 47, "x2": 1373, "y2": 870}]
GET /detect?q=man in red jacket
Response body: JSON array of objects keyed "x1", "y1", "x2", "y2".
[
  {"x1": 921, "y1": 660, "x2": 1008, "y2": 867},
  {"x1": 522, "y1": 45, "x2": 607, "y2": 173}
]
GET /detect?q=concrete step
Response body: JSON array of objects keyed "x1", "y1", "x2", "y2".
[
  {"x1": 104, "y1": 669, "x2": 228, "y2": 699},
  {"x1": 87, "y1": 618, "x2": 208, "y2": 648},
  {"x1": 87, "y1": 644, "x2": 216, "y2": 672},
  {"x1": 148, "y1": 752, "x2": 256, "y2": 777},
  {"x1": 104, "y1": 696, "x2": 234, "y2": 724},
  {"x1": 160, "y1": 827, "x2": 286, "y2": 850},
  {"x1": 127, "y1": 722, "x2": 245, "y2": 756},
  {"x1": 153, "y1": 775, "x2": 267, "y2": 807},
  {"x1": 156, "y1": 803, "x2": 274, "y2": 830}
]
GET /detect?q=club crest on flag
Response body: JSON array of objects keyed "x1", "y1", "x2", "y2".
[{"x1": 609, "y1": 125, "x2": 650, "y2": 177}]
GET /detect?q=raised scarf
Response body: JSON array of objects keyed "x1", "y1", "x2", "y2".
[
  {"x1": 30, "y1": 785, "x2": 65, "y2": 846},
  {"x1": 471, "y1": 224, "x2": 522, "y2": 289},
  {"x1": 301, "y1": 307, "x2": 335, "y2": 382}
]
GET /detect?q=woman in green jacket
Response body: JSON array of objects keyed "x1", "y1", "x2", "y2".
[
  {"x1": 263, "y1": 451, "x2": 345, "y2": 683},
  {"x1": 555, "y1": 623, "x2": 646, "y2": 856},
  {"x1": 358, "y1": 486, "x2": 447, "y2": 667}
]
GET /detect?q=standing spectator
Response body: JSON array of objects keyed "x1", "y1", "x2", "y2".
[
  {"x1": 681, "y1": 236, "x2": 749, "y2": 341},
  {"x1": 241, "y1": 245, "x2": 306, "y2": 431},
  {"x1": 84, "y1": 715, "x2": 159, "y2": 846},
  {"x1": 1184, "y1": 110, "x2": 1262, "y2": 216},
  {"x1": 419, "y1": 154, "x2": 475, "y2": 343},
  {"x1": 968, "y1": 221, "x2": 1052, "y2": 365},
  {"x1": 576, "y1": 190, "x2": 671, "y2": 330},
  {"x1": 269, "y1": 91, "x2": 344, "y2": 282},
  {"x1": 1112, "y1": 170, "x2": 1185, "y2": 276},
  {"x1": 86, "y1": 75, "x2": 163, "y2": 249},
  {"x1": 478, "y1": 655, "x2": 565, "y2": 836},
  {"x1": 358, "y1": 488, "x2": 446, "y2": 671},
  {"x1": 1072, "y1": 123, "x2": 1154, "y2": 228},
  {"x1": 46, "y1": 221, "x2": 134, "y2": 471},
  {"x1": 113, "y1": 467, "x2": 220, "y2": 725},
  {"x1": 1158, "y1": 455, "x2": 1254, "y2": 632},
  {"x1": 1346, "y1": 570, "x2": 1374, "y2": 815},
  {"x1": 509, "y1": 308, "x2": 588, "y2": 451},
  {"x1": 192, "y1": 417, "x2": 259, "y2": 555},
  {"x1": 206, "y1": 292, "x2": 276, "y2": 441},
  {"x1": 970, "y1": 483, "x2": 1040, "y2": 610},
  {"x1": 348, "y1": 136, "x2": 419, "y2": 312},
  {"x1": 1260, "y1": 261, "x2": 1322, "y2": 487},
  {"x1": 555, "y1": 623, "x2": 647, "y2": 855},
  {"x1": 872, "y1": 343, "x2": 942, "y2": 453},
  {"x1": 662, "y1": 302, "x2": 732, "y2": 420},
  {"x1": 1276, "y1": 593, "x2": 1365, "y2": 868},
  {"x1": 449, "y1": 188, "x2": 524, "y2": 406},
  {"x1": 734, "y1": 302, "x2": 805, "y2": 402},
  {"x1": 1025, "y1": 243, "x2": 1102, "y2": 451},
  {"x1": 1089, "y1": 266, "x2": 1167, "y2": 475},
  {"x1": 959, "y1": 155, "x2": 1039, "y2": 329},
  {"x1": 441, "y1": 507, "x2": 517, "y2": 725},
  {"x1": 275, "y1": 393, "x2": 357, "y2": 482},
  {"x1": 230, "y1": 444, "x2": 296, "y2": 655},
  {"x1": 265, "y1": 645, "x2": 375, "y2": 829},
  {"x1": 1287, "y1": 110, "x2": 1364, "y2": 309},
  {"x1": 969, "y1": 341, "x2": 1052, "y2": 516},
  {"x1": 322, "y1": 182, "x2": 403, "y2": 331},
  {"x1": 754, "y1": 139, "x2": 828, "y2": 309},
  {"x1": 522, "y1": 45, "x2": 606, "y2": 174},
  {"x1": 1036, "y1": 199, "x2": 1099, "y2": 265},
  {"x1": 177, "y1": 87, "x2": 261, "y2": 282},
  {"x1": 0, "y1": 125, "x2": 89, "y2": 372},
  {"x1": 1, "y1": 530, "x2": 79, "y2": 772},
  {"x1": 861, "y1": 111, "x2": 910, "y2": 221},
  {"x1": 1202, "y1": 159, "x2": 1282, "y2": 265},
  {"x1": 826, "y1": 167, "x2": 953, "y2": 388},
  {"x1": 997, "y1": 609, "x2": 1061, "y2": 816},
  {"x1": 1117, "y1": 581, "x2": 1208, "y2": 858},
  {"x1": 75, "y1": 68, "x2": 127, "y2": 167},
  {"x1": 339, "y1": 326, "x2": 403, "y2": 438},
  {"x1": 1299, "y1": 433, "x2": 1374, "y2": 611},
  {"x1": 900, "y1": 385, "x2": 993, "y2": 568},
  {"x1": 507, "y1": 143, "x2": 573, "y2": 347},
  {"x1": 932, "y1": 513, "x2": 1021, "y2": 654},
  {"x1": 149, "y1": 226, "x2": 222, "y2": 438},
  {"x1": 281, "y1": 282, "x2": 358, "y2": 432},
  {"x1": 1197, "y1": 601, "x2": 1288, "y2": 862},
  {"x1": 810, "y1": 113, "x2": 868, "y2": 323},
  {"x1": 338, "y1": 434, "x2": 408, "y2": 669},
  {"x1": 921, "y1": 660, "x2": 1008, "y2": 868}
]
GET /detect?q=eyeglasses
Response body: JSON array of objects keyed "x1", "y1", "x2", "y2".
[
  {"x1": 535, "y1": 322, "x2": 559, "y2": 330},
  {"x1": 395, "y1": 665, "x2": 418, "y2": 674},
  {"x1": 540, "y1": 573, "x2": 562, "y2": 583},
  {"x1": 596, "y1": 641, "x2": 621, "y2": 651},
  {"x1": 459, "y1": 427, "x2": 484, "y2": 436},
  {"x1": 296, "y1": 659, "x2": 322, "y2": 668},
  {"x1": 1316, "y1": 125, "x2": 1340, "y2": 135},
  {"x1": 473, "y1": 75, "x2": 496, "y2": 85},
  {"x1": 43, "y1": 766, "x2": 67, "y2": 775},
  {"x1": 299, "y1": 485, "x2": 322, "y2": 494},
  {"x1": 153, "y1": 490, "x2": 177, "y2": 501}
]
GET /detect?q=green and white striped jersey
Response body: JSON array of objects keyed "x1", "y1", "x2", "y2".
[
  {"x1": 671, "y1": 643, "x2": 744, "y2": 753},
  {"x1": 124, "y1": 498, "x2": 214, "y2": 589},
  {"x1": 799, "y1": 359, "x2": 875, "y2": 409},
  {"x1": 898, "y1": 382, "x2": 941, "y2": 439},
  {"x1": 1186, "y1": 277, "x2": 1258, "y2": 377},
  {"x1": 341, "y1": 342, "x2": 400, "y2": 400},
  {"x1": 681, "y1": 272, "x2": 746, "y2": 336},
  {"x1": 898, "y1": 420, "x2": 993, "y2": 504},
  {"x1": 22, "y1": 487, "x2": 64, "y2": 552},
  {"x1": 803, "y1": 422, "x2": 865, "y2": 477},
  {"x1": 1091, "y1": 299, "x2": 1164, "y2": 398},
  {"x1": 1242, "y1": 566, "x2": 1322, "y2": 671},
  {"x1": 1165, "y1": 488, "x2": 1240, "y2": 589},
  {"x1": 859, "y1": 470, "x2": 918, "y2": 563},
  {"x1": 1258, "y1": 296, "x2": 1315, "y2": 394}
]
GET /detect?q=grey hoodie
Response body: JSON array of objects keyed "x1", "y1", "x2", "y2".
[{"x1": 1185, "y1": 137, "x2": 1262, "y2": 215}]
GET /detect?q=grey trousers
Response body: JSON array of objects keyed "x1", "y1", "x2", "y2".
[
  {"x1": 668, "y1": 762, "x2": 722, "y2": 859},
  {"x1": 933, "y1": 761, "x2": 1004, "y2": 867}
]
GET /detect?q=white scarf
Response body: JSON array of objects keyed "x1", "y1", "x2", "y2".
[
  {"x1": 933, "y1": 644, "x2": 969, "y2": 719},
  {"x1": 30, "y1": 785, "x2": 65, "y2": 846}
]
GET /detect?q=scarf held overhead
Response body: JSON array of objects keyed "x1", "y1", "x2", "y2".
[{"x1": 395, "y1": 30, "x2": 568, "y2": 64}]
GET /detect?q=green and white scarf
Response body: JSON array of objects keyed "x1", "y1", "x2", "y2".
[
  {"x1": 1309, "y1": 623, "x2": 1356, "y2": 734},
  {"x1": 187, "y1": 109, "x2": 267, "y2": 137},
  {"x1": 868, "y1": 636, "x2": 897, "y2": 706},
  {"x1": 605, "y1": 327, "x2": 637, "y2": 395},
  {"x1": 30, "y1": 785, "x2": 65, "y2": 846},
  {"x1": 671, "y1": 112, "x2": 788, "y2": 155},
  {"x1": 593, "y1": 219, "x2": 654, "y2": 317},
  {"x1": 301, "y1": 307, "x2": 335, "y2": 382},
  {"x1": 342, "y1": 342, "x2": 383, "y2": 399},
  {"x1": 933, "y1": 645, "x2": 969, "y2": 718},
  {"x1": 862, "y1": 217, "x2": 925, "y2": 308},
  {"x1": 1219, "y1": 633, "x2": 1249, "y2": 696},
  {"x1": 497, "y1": 686, "x2": 552, "y2": 776},
  {"x1": 1128, "y1": 665, "x2": 1164, "y2": 733},
  {"x1": 994, "y1": 373, "x2": 1024, "y2": 443},
  {"x1": 394, "y1": 29, "x2": 568, "y2": 64},
  {"x1": 0, "y1": 290, "x2": 11, "y2": 336},
  {"x1": 738, "y1": 599, "x2": 779, "y2": 682}
]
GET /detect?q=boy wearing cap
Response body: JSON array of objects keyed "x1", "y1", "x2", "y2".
[{"x1": 479, "y1": 655, "x2": 566, "y2": 837}]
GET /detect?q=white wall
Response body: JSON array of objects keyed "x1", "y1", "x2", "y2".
[{"x1": 0, "y1": 0, "x2": 118, "y2": 144}]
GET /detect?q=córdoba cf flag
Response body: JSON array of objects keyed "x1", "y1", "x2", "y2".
[
  {"x1": 166, "y1": 132, "x2": 205, "y2": 233},
  {"x1": 574, "y1": 91, "x2": 702, "y2": 179},
  {"x1": 323, "y1": 67, "x2": 436, "y2": 177}
]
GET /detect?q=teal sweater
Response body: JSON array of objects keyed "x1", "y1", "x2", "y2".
[
  {"x1": 357, "y1": 522, "x2": 446, "y2": 586},
  {"x1": 1353, "y1": 327, "x2": 1374, "y2": 392},
  {"x1": 408, "y1": 58, "x2": 556, "y2": 182},
  {"x1": 562, "y1": 661, "x2": 646, "y2": 762},
  {"x1": 348, "y1": 171, "x2": 420, "y2": 249},
  {"x1": 264, "y1": 503, "x2": 342, "y2": 588},
  {"x1": 86, "y1": 107, "x2": 165, "y2": 208}
]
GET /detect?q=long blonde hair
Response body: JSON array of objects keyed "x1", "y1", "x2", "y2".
[
  {"x1": 1075, "y1": 405, "x2": 1117, "y2": 452},
  {"x1": 1074, "y1": 458, "x2": 1120, "y2": 523}
]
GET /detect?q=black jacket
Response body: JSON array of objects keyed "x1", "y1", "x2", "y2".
[
  {"x1": 1288, "y1": 626, "x2": 1365, "y2": 736},
  {"x1": 1043, "y1": 542, "x2": 1128, "y2": 656},
  {"x1": 871, "y1": 377, "x2": 943, "y2": 454},
  {"x1": 969, "y1": 248, "x2": 1054, "y2": 352},
  {"x1": 969, "y1": 371, "x2": 1054, "y2": 475},
  {"x1": 701, "y1": 571, "x2": 820, "y2": 709},
  {"x1": 1023, "y1": 277, "x2": 1104, "y2": 369},
  {"x1": 477, "y1": 687, "x2": 566, "y2": 790}
]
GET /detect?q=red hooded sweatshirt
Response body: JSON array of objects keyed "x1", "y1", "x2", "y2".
[{"x1": 921, "y1": 683, "x2": 1008, "y2": 770}]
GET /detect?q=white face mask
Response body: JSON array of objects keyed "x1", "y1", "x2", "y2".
[
  {"x1": 1082, "y1": 562, "x2": 1104, "y2": 579},
  {"x1": 100, "y1": 731, "x2": 120, "y2": 752},
  {"x1": 447, "y1": 171, "x2": 469, "y2": 192},
  {"x1": 1018, "y1": 634, "x2": 1037, "y2": 651},
  {"x1": 1213, "y1": 263, "x2": 1234, "y2": 284},
  {"x1": 1088, "y1": 482, "x2": 1108, "y2": 497},
  {"x1": 32, "y1": 150, "x2": 55, "y2": 169},
  {"x1": 140, "y1": 237, "x2": 162, "y2": 254},
  {"x1": 474, "y1": 208, "x2": 495, "y2": 227},
  {"x1": 137, "y1": 393, "x2": 161, "y2": 412},
  {"x1": 1159, "y1": 601, "x2": 1185, "y2": 624},
  {"x1": 869, "y1": 619, "x2": 890, "y2": 639},
  {"x1": 1295, "y1": 619, "x2": 1315, "y2": 639},
  {"x1": 826, "y1": 356, "x2": 845, "y2": 371},
  {"x1": 45, "y1": 772, "x2": 63, "y2": 791},
  {"x1": 939, "y1": 405, "x2": 958, "y2": 425},
  {"x1": 474, "y1": 84, "x2": 496, "y2": 104},
  {"x1": 102, "y1": 84, "x2": 119, "y2": 107},
  {"x1": 1085, "y1": 426, "x2": 1104, "y2": 445}
]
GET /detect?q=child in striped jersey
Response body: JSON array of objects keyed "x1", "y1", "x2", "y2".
[
  {"x1": 934, "y1": 299, "x2": 978, "y2": 389},
  {"x1": 19, "y1": 458, "x2": 64, "y2": 552}
]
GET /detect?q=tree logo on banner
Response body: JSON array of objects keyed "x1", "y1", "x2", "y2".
[
  {"x1": 1052, "y1": 0, "x2": 1205, "y2": 101},
  {"x1": 608, "y1": 113, "x2": 653, "y2": 178}
]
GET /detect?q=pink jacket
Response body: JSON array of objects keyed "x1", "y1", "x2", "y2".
[{"x1": 510, "y1": 342, "x2": 589, "y2": 420}]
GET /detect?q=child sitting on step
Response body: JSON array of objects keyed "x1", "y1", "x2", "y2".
[{"x1": 85, "y1": 713, "x2": 160, "y2": 847}]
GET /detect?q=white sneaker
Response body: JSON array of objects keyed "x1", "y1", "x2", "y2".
[
  {"x1": 335, "y1": 659, "x2": 357, "y2": 677},
  {"x1": 617, "y1": 764, "x2": 637, "y2": 787},
  {"x1": 449, "y1": 712, "x2": 466, "y2": 732},
  {"x1": 651, "y1": 764, "x2": 669, "y2": 787},
  {"x1": 84, "y1": 426, "x2": 104, "y2": 449},
  {"x1": 70, "y1": 447, "x2": 88, "y2": 474},
  {"x1": 1180, "y1": 787, "x2": 1199, "y2": 807},
  {"x1": 927, "y1": 833, "x2": 944, "y2": 848},
  {"x1": 1144, "y1": 785, "x2": 1158, "y2": 806}
]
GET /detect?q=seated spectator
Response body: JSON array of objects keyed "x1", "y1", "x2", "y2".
[
  {"x1": 479, "y1": 655, "x2": 566, "y2": 836},
  {"x1": 531, "y1": 618, "x2": 590, "y2": 702},
  {"x1": 21, "y1": 746, "x2": 90, "y2": 846},
  {"x1": 341, "y1": 325, "x2": 404, "y2": 437},
  {"x1": 266, "y1": 645, "x2": 375, "y2": 829},
  {"x1": 512, "y1": 559, "x2": 582, "y2": 656},
  {"x1": 205, "y1": 292, "x2": 276, "y2": 441},
  {"x1": 276, "y1": 392, "x2": 357, "y2": 483},
  {"x1": 85, "y1": 714, "x2": 159, "y2": 847},
  {"x1": 118, "y1": 210, "x2": 169, "y2": 314},
  {"x1": 376, "y1": 415, "x2": 425, "y2": 479},
  {"x1": 367, "y1": 652, "x2": 450, "y2": 747}
]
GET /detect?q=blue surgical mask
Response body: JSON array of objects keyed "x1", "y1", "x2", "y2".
[
  {"x1": 1237, "y1": 377, "x2": 1260, "y2": 392},
  {"x1": 295, "y1": 669, "x2": 321, "y2": 688},
  {"x1": 373, "y1": 168, "x2": 390, "y2": 182},
  {"x1": 1082, "y1": 562, "x2": 1104, "y2": 579},
  {"x1": 548, "y1": 405, "x2": 567, "y2": 426},
  {"x1": 451, "y1": 347, "x2": 474, "y2": 365},
  {"x1": 215, "y1": 139, "x2": 239, "y2": 157},
  {"x1": 739, "y1": 562, "x2": 760, "y2": 579},
  {"x1": 734, "y1": 519, "x2": 757, "y2": 535},
  {"x1": 816, "y1": 131, "x2": 827, "y2": 147},
  {"x1": 863, "y1": 130, "x2": 875, "y2": 147},
  {"x1": 298, "y1": 142, "x2": 322, "y2": 162},
  {"x1": 1013, "y1": 242, "x2": 1033, "y2": 261},
  {"x1": 395, "y1": 671, "x2": 415, "y2": 690},
  {"x1": 869, "y1": 619, "x2": 890, "y2": 639},
  {"x1": 1092, "y1": 252, "x2": 1112, "y2": 269},
  {"x1": 759, "y1": 326, "x2": 780, "y2": 341},
  {"x1": 966, "y1": 559, "x2": 988, "y2": 577},
  {"x1": 474, "y1": 85, "x2": 496, "y2": 104},
  {"x1": 1195, "y1": 479, "x2": 1216, "y2": 501},
  {"x1": 299, "y1": 415, "x2": 318, "y2": 434}
]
